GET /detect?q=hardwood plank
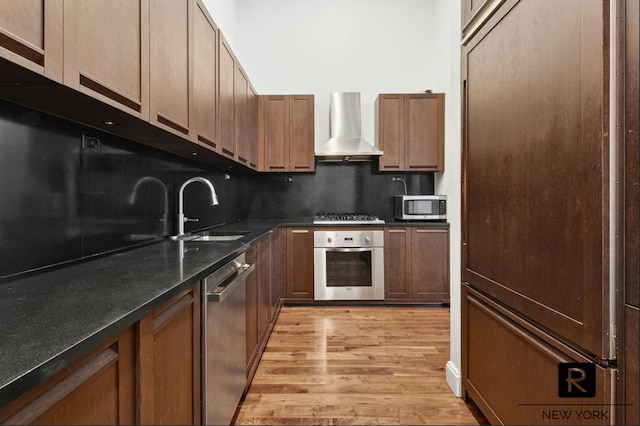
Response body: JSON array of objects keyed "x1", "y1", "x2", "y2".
[{"x1": 234, "y1": 306, "x2": 487, "y2": 425}]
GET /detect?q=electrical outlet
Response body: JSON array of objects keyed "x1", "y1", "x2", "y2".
[
  {"x1": 391, "y1": 176, "x2": 398, "y2": 182},
  {"x1": 284, "y1": 176, "x2": 294, "y2": 183},
  {"x1": 81, "y1": 134, "x2": 102, "y2": 150}
]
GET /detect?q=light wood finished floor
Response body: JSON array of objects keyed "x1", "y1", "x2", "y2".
[{"x1": 234, "y1": 306, "x2": 488, "y2": 425}]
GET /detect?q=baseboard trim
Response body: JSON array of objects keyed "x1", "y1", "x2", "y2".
[{"x1": 446, "y1": 360, "x2": 462, "y2": 397}]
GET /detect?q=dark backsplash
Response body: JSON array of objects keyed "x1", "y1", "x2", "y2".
[
  {"x1": 0, "y1": 100, "x2": 433, "y2": 280},
  {"x1": 241, "y1": 162, "x2": 433, "y2": 220}
]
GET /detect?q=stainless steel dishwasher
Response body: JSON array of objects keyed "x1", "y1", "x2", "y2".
[{"x1": 202, "y1": 252, "x2": 254, "y2": 425}]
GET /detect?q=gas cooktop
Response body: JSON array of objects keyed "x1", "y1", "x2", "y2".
[{"x1": 313, "y1": 212, "x2": 385, "y2": 225}]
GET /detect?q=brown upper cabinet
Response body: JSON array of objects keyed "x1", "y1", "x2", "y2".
[
  {"x1": 376, "y1": 93, "x2": 445, "y2": 172},
  {"x1": 63, "y1": 0, "x2": 149, "y2": 120},
  {"x1": 461, "y1": 0, "x2": 490, "y2": 30},
  {"x1": 461, "y1": 0, "x2": 506, "y2": 42},
  {"x1": 149, "y1": 0, "x2": 194, "y2": 139},
  {"x1": 0, "y1": 0, "x2": 63, "y2": 82},
  {"x1": 236, "y1": 67, "x2": 258, "y2": 169},
  {"x1": 0, "y1": 0, "x2": 261, "y2": 172},
  {"x1": 193, "y1": 0, "x2": 219, "y2": 150},
  {"x1": 217, "y1": 34, "x2": 258, "y2": 166},
  {"x1": 218, "y1": 34, "x2": 236, "y2": 159},
  {"x1": 258, "y1": 94, "x2": 315, "y2": 172}
]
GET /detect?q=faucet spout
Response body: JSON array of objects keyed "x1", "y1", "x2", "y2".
[{"x1": 176, "y1": 177, "x2": 219, "y2": 238}]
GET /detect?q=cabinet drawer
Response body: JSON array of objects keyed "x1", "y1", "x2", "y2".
[{"x1": 463, "y1": 287, "x2": 614, "y2": 425}]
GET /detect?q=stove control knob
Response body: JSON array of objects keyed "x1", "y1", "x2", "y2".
[
  {"x1": 365, "y1": 236, "x2": 371, "y2": 243},
  {"x1": 328, "y1": 237, "x2": 333, "y2": 244}
]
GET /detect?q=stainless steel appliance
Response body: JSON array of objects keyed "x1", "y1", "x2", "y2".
[
  {"x1": 202, "y1": 253, "x2": 254, "y2": 425},
  {"x1": 313, "y1": 212, "x2": 385, "y2": 225},
  {"x1": 315, "y1": 92, "x2": 383, "y2": 161},
  {"x1": 395, "y1": 195, "x2": 446, "y2": 221},
  {"x1": 314, "y1": 229, "x2": 384, "y2": 301}
]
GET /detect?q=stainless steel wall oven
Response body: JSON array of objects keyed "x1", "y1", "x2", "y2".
[{"x1": 313, "y1": 229, "x2": 384, "y2": 300}]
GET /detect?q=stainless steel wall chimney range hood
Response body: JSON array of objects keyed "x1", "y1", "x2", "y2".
[{"x1": 315, "y1": 92, "x2": 383, "y2": 161}]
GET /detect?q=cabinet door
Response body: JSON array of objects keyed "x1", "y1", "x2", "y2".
[
  {"x1": 0, "y1": 328, "x2": 135, "y2": 425},
  {"x1": 461, "y1": 0, "x2": 492, "y2": 31},
  {"x1": 377, "y1": 94, "x2": 405, "y2": 171},
  {"x1": 463, "y1": 287, "x2": 614, "y2": 425},
  {"x1": 193, "y1": 0, "x2": 218, "y2": 149},
  {"x1": 411, "y1": 228, "x2": 449, "y2": 302},
  {"x1": 138, "y1": 284, "x2": 201, "y2": 425},
  {"x1": 260, "y1": 95, "x2": 289, "y2": 171},
  {"x1": 257, "y1": 237, "x2": 272, "y2": 341},
  {"x1": 405, "y1": 93, "x2": 444, "y2": 171},
  {"x1": 463, "y1": 0, "x2": 607, "y2": 357},
  {"x1": 248, "y1": 84, "x2": 259, "y2": 168},
  {"x1": 0, "y1": 0, "x2": 63, "y2": 81},
  {"x1": 63, "y1": 0, "x2": 148, "y2": 119},
  {"x1": 245, "y1": 246, "x2": 259, "y2": 370},
  {"x1": 625, "y1": 0, "x2": 639, "y2": 310},
  {"x1": 150, "y1": 0, "x2": 193, "y2": 138},
  {"x1": 384, "y1": 228, "x2": 412, "y2": 300},
  {"x1": 285, "y1": 228, "x2": 314, "y2": 300},
  {"x1": 289, "y1": 95, "x2": 315, "y2": 171},
  {"x1": 218, "y1": 34, "x2": 236, "y2": 158},
  {"x1": 270, "y1": 228, "x2": 283, "y2": 319},
  {"x1": 235, "y1": 65, "x2": 250, "y2": 165},
  {"x1": 624, "y1": 306, "x2": 639, "y2": 425}
]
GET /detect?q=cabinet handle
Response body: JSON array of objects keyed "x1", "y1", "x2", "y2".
[
  {"x1": 291, "y1": 230, "x2": 309, "y2": 234},
  {"x1": 153, "y1": 292, "x2": 194, "y2": 331},
  {"x1": 79, "y1": 72, "x2": 142, "y2": 112},
  {"x1": 0, "y1": 27, "x2": 45, "y2": 65},
  {"x1": 157, "y1": 113, "x2": 189, "y2": 135}
]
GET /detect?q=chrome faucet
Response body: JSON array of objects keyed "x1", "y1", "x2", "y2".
[{"x1": 175, "y1": 177, "x2": 219, "y2": 238}]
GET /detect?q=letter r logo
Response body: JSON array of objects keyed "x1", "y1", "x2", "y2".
[{"x1": 558, "y1": 363, "x2": 596, "y2": 398}]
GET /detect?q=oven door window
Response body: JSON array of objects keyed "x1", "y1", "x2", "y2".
[{"x1": 325, "y1": 249, "x2": 372, "y2": 287}]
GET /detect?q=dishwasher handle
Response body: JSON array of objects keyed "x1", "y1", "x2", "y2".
[{"x1": 207, "y1": 263, "x2": 255, "y2": 303}]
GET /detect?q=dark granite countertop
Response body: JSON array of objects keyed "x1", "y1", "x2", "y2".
[{"x1": 0, "y1": 218, "x2": 449, "y2": 408}]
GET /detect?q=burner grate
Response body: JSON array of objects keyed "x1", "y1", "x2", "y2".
[{"x1": 313, "y1": 212, "x2": 385, "y2": 224}]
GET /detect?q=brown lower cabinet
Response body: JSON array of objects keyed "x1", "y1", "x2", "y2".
[
  {"x1": 463, "y1": 285, "x2": 615, "y2": 425},
  {"x1": 285, "y1": 227, "x2": 314, "y2": 300},
  {"x1": 624, "y1": 305, "x2": 639, "y2": 425},
  {"x1": 384, "y1": 227, "x2": 449, "y2": 303},
  {"x1": 137, "y1": 284, "x2": 201, "y2": 425},
  {"x1": 0, "y1": 283, "x2": 201, "y2": 425},
  {"x1": 246, "y1": 233, "x2": 283, "y2": 381},
  {"x1": 0, "y1": 328, "x2": 136, "y2": 425}
]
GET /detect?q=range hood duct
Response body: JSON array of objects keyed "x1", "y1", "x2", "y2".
[{"x1": 315, "y1": 92, "x2": 383, "y2": 161}]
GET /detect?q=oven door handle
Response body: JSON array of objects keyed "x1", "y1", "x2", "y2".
[{"x1": 324, "y1": 247, "x2": 373, "y2": 253}]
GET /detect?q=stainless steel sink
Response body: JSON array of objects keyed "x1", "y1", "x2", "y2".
[{"x1": 191, "y1": 234, "x2": 245, "y2": 242}]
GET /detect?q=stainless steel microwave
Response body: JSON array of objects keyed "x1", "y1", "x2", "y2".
[{"x1": 394, "y1": 195, "x2": 447, "y2": 220}]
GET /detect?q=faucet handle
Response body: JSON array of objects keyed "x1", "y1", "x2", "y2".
[{"x1": 183, "y1": 216, "x2": 199, "y2": 223}]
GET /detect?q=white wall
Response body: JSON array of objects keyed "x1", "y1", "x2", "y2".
[
  {"x1": 436, "y1": 0, "x2": 463, "y2": 398},
  {"x1": 203, "y1": 0, "x2": 463, "y2": 396}
]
